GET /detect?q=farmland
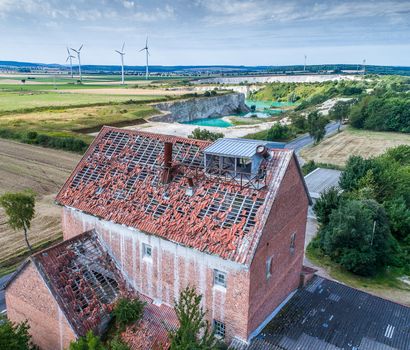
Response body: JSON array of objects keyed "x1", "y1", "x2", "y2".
[
  {"x1": 301, "y1": 127, "x2": 410, "y2": 166},
  {"x1": 0, "y1": 139, "x2": 81, "y2": 274}
]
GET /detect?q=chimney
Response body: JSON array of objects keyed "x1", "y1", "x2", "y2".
[{"x1": 161, "y1": 142, "x2": 173, "y2": 184}]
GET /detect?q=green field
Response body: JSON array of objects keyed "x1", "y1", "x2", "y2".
[{"x1": 0, "y1": 91, "x2": 163, "y2": 113}]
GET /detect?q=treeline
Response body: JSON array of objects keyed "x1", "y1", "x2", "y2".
[
  {"x1": 350, "y1": 94, "x2": 410, "y2": 133},
  {"x1": 0, "y1": 128, "x2": 88, "y2": 153},
  {"x1": 310, "y1": 145, "x2": 410, "y2": 276}
]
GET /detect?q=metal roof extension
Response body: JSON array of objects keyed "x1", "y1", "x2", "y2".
[{"x1": 204, "y1": 138, "x2": 269, "y2": 158}]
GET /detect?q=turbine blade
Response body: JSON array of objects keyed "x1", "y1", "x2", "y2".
[
  {"x1": 146, "y1": 36, "x2": 148, "y2": 47},
  {"x1": 139, "y1": 48, "x2": 145, "y2": 52},
  {"x1": 71, "y1": 48, "x2": 78, "y2": 53},
  {"x1": 67, "y1": 47, "x2": 70, "y2": 55},
  {"x1": 66, "y1": 56, "x2": 70, "y2": 62},
  {"x1": 115, "y1": 50, "x2": 122, "y2": 54},
  {"x1": 122, "y1": 42, "x2": 125, "y2": 52},
  {"x1": 79, "y1": 44, "x2": 83, "y2": 51}
]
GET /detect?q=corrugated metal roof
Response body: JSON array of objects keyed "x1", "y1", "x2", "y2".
[
  {"x1": 204, "y1": 138, "x2": 269, "y2": 158},
  {"x1": 245, "y1": 276, "x2": 410, "y2": 350},
  {"x1": 304, "y1": 168, "x2": 342, "y2": 199}
]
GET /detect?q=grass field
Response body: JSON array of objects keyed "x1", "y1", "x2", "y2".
[
  {"x1": 0, "y1": 139, "x2": 81, "y2": 274},
  {"x1": 0, "y1": 91, "x2": 163, "y2": 113},
  {"x1": 301, "y1": 127, "x2": 410, "y2": 166}
]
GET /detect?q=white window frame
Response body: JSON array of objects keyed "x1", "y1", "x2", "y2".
[
  {"x1": 213, "y1": 319, "x2": 226, "y2": 338},
  {"x1": 213, "y1": 269, "x2": 227, "y2": 288},
  {"x1": 143, "y1": 243, "x2": 152, "y2": 259}
]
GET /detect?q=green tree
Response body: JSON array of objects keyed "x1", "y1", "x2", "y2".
[
  {"x1": 339, "y1": 156, "x2": 373, "y2": 192},
  {"x1": 384, "y1": 196, "x2": 410, "y2": 241},
  {"x1": 329, "y1": 100, "x2": 351, "y2": 132},
  {"x1": 266, "y1": 124, "x2": 293, "y2": 141},
  {"x1": 307, "y1": 111, "x2": 327, "y2": 144},
  {"x1": 69, "y1": 331, "x2": 106, "y2": 350},
  {"x1": 0, "y1": 318, "x2": 33, "y2": 350},
  {"x1": 319, "y1": 200, "x2": 393, "y2": 276},
  {"x1": 112, "y1": 297, "x2": 145, "y2": 331},
  {"x1": 188, "y1": 128, "x2": 224, "y2": 142},
  {"x1": 313, "y1": 187, "x2": 342, "y2": 226},
  {"x1": 169, "y1": 286, "x2": 219, "y2": 350},
  {"x1": 0, "y1": 190, "x2": 35, "y2": 252}
]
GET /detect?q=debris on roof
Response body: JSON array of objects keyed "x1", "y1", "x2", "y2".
[
  {"x1": 56, "y1": 127, "x2": 296, "y2": 264},
  {"x1": 246, "y1": 276, "x2": 410, "y2": 350},
  {"x1": 32, "y1": 230, "x2": 132, "y2": 336}
]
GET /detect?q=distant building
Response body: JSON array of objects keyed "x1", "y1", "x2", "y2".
[
  {"x1": 304, "y1": 167, "x2": 342, "y2": 202},
  {"x1": 6, "y1": 127, "x2": 311, "y2": 348}
]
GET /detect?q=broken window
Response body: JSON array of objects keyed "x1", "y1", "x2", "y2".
[
  {"x1": 290, "y1": 232, "x2": 296, "y2": 255},
  {"x1": 213, "y1": 320, "x2": 226, "y2": 338},
  {"x1": 143, "y1": 243, "x2": 152, "y2": 259},
  {"x1": 266, "y1": 255, "x2": 274, "y2": 279}
]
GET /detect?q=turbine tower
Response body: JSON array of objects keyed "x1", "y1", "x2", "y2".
[
  {"x1": 65, "y1": 47, "x2": 75, "y2": 79},
  {"x1": 362, "y1": 59, "x2": 366, "y2": 75},
  {"x1": 304, "y1": 55, "x2": 307, "y2": 72},
  {"x1": 71, "y1": 44, "x2": 83, "y2": 82},
  {"x1": 115, "y1": 42, "x2": 126, "y2": 85},
  {"x1": 139, "y1": 37, "x2": 149, "y2": 79}
]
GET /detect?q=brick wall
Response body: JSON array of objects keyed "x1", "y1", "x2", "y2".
[
  {"x1": 62, "y1": 207, "x2": 251, "y2": 342},
  {"x1": 6, "y1": 263, "x2": 76, "y2": 350},
  {"x1": 247, "y1": 156, "x2": 308, "y2": 336}
]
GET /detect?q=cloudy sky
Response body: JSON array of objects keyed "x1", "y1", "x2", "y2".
[{"x1": 0, "y1": 0, "x2": 409, "y2": 66}]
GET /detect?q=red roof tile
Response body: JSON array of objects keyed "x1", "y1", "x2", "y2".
[{"x1": 56, "y1": 127, "x2": 294, "y2": 265}]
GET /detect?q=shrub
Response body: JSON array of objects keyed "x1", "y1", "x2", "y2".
[
  {"x1": 266, "y1": 124, "x2": 293, "y2": 141},
  {"x1": 112, "y1": 298, "x2": 145, "y2": 330},
  {"x1": 69, "y1": 331, "x2": 106, "y2": 350},
  {"x1": 109, "y1": 337, "x2": 130, "y2": 350},
  {"x1": 188, "y1": 128, "x2": 224, "y2": 141},
  {"x1": 313, "y1": 187, "x2": 342, "y2": 226},
  {"x1": 0, "y1": 318, "x2": 33, "y2": 350},
  {"x1": 204, "y1": 91, "x2": 211, "y2": 97}
]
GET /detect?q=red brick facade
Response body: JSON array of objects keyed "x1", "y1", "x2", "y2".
[
  {"x1": 6, "y1": 263, "x2": 76, "y2": 350},
  {"x1": 61, "y1": 155, "x2": 309, "y2": 343}
]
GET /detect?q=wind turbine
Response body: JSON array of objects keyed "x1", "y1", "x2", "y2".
[
  {"x1": 362, "y1": 59, "x2": 366, "y2": 75},
  {"x1": 115, "y1": 42, "x2": 126, "y2": 85},
  {"x1": 71, "y1": 44, "x2": 83, "y2": 82},
  {"x1": 304, "y1": 55, "x2": 307, "y2": 72},
  {"x1": 65, "y1": 47, "x2": 75, "y2": 79},
  {"x1": 139, "y1": 37, "x2": 149, "y2": 79}
]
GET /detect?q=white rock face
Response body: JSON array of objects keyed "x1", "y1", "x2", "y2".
[{"x1": 151, "y1": 93, "x2": 249, "y2": 122}]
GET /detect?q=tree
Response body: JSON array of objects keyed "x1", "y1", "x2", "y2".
[
  {"x1": 0, "y1": 190, "x2": 35, "y2": 252},
  {"x1": 313, "y1": 186, "x2": 342, "y2": 226},
  {"x1": 69, "y1": 331, "x2": 106, "y2": 350},
  {"x1": 307, "y1": 111, "x2": 327, "y2": 144},
  {"x1": 112, "y1": 297, "x2": 145, "y2": 331},
  {"x1": 0, "y1": 318, "x2": 33, "y2": 350},
  {"x1": 169, "y1": 286, "x2": 220, "y2": 350},
  {"x1": 329, "y1": 100, "x2": 351, "y2": 132},
  {"x1": 188, "y1": 128, "x2": 224, "y2": 142},
  {"x1": 339, "y1": 156, "x2": 373, "y2": 192},
  {"x1": 384, "y1": 196, "x2": 410, "y2": 241},
  {"x1": 266, "y1": 124, "x2": 293, "y2": 141},
  {"x1": 319, "y1": 199, "x2": 393, "y2": 276}
]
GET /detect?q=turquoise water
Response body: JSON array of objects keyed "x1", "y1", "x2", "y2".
[
  {"x1": 182, "y1": 117, "x2": 232, "y2": 127},
  {"x1": 180, "y1": 100, "x2": 295, "y2": 128}
]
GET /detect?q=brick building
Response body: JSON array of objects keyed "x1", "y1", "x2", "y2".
[{"x1": 6, "y1": 127, "x2": 310, "y2": 348}]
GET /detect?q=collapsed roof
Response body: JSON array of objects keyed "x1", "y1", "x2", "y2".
[{"x1": 56, "y1": 127, "x2": 305, "y2": 265}]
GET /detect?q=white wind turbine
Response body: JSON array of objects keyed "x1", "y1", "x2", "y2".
[
  {"x1": 139, "y1": 37, "x2": 150, "y2": 79},
  {"x1": 71, "y1": 44, "x2": 83, "y2": 82},
  {"x1": 66, "y1": 47, "x2": 75, "y2": 79},
  {"x1": 115, "y1": 42, "x2": 126, "y2": 85}
]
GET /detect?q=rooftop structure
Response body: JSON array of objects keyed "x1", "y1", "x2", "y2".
[
  {"x1": 56, "y1": 127, "x2": 307, "y2": 264},
  {"x1": 246, "y1": 276, "x2": 410, "y2": 350},
  {"x1": 304, "y1": 167, "x2": 342, "y2": 201}
]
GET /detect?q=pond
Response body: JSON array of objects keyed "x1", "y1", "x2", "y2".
[{"x1": 181, "y1": 117, "x2": 232, "y2": 128}]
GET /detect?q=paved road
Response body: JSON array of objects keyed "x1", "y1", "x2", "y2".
[
  {"x1": 0, "y1": 273, "x2": 13, "y2": 314},
  {"x1": 285, "y1": 121, "x2": 340, "y2": 153}
]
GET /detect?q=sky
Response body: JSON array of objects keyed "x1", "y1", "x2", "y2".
[{"x1": 0, "y1": 0, "x2": 409, "y2": 66}]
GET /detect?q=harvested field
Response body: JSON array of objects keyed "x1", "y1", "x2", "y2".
[
  {"x1": 59, "y1": 87, "x2": 194, "y2": 95},
  {"x1": 0, "y1": 139, "x2": 80, "y2": 266},
  {"x1": 301, "y1": 127, "x2": 410, "y2": 166}
]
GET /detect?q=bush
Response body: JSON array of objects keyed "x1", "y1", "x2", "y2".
[
  {"x1": 110, "y1": 337, "x2": 130, "y2": 350},
  {"x1": 0, "y1": 318, "x2": 33, "y2": 350},
  {"x1": 313, "y1": 187, "x2": 342, "y2": 226},
  {"x1": 266, "y1": 124, "x2": 293, "y2": 141},
  {"x1": 112, "y1": 298, "x2": 145, "y2": 330},
  {"x1": 69, "y1": 331, "x2": 106, "y2": 350},
  {"x1": 204, "y1": 91, "x2": 211, "y2": 97},
  {"x1": 188, "y1": 128, "x2": 224, "y2": 141}
]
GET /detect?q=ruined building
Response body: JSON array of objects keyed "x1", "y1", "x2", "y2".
[{"x1": 5, "y1": 126, "x2": 311, "y2": 349}]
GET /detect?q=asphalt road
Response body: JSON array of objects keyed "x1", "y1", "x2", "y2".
[
  {"x1": 285, "y1": 121, "x2": 340, "y2": 153},
  {"x1": 0, "y1": 273, "x2": 13, "y2": 314}
]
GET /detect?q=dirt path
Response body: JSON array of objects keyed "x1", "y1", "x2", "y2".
[
  {"x1": 0, "y1": 139, "x2": 81, "y2": 263},
  {"x1": 59, "y1": 88, "x2": 194, "y2": 96}
]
